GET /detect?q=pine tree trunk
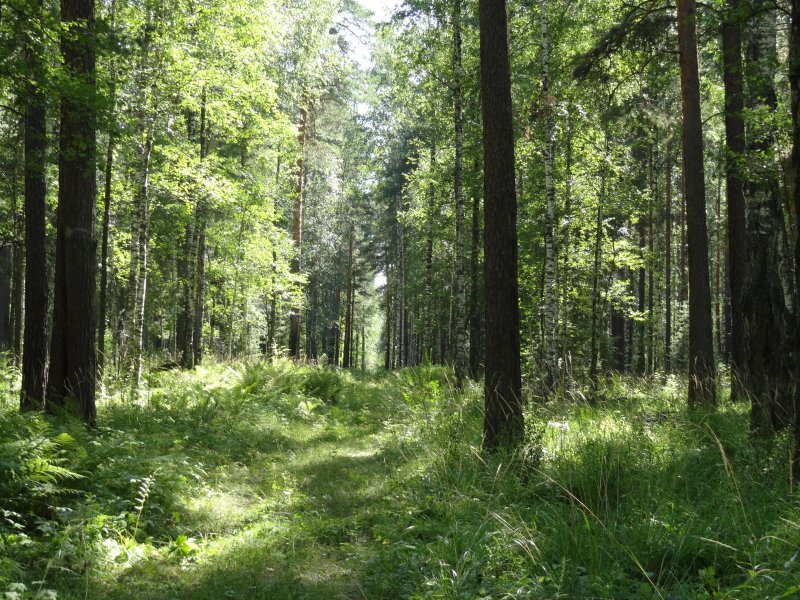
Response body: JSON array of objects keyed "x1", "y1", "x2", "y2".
[
  {"x1": 715, "y1": 169, "x2": 723, "y2": 364},
  {"x1": 0, "y1": 246, "x2": 11, "y2": 352},
  {"x1": 192, "y1": 90, "x2": 208, "y2": 366},
  {"x1": 540, "y1": 0, "x2": 558, "y2": 393},
  {"x1": 479, "y1": 0, "x2": 523, "y2": 448},
  {"x1": 665, "y1": 138, "x2": 673, "y2": 372},
  {"x1": 48, "y1": 0, "x2": 97, "y2": 424},
  {"x1": 385, "y1": 260, "x2": 392, "y2": 370},
  {"x1": 679, "y1": 178, "x2": 687, "y2": 305},
  {"x1": 343, "y1": 225, "x2": 354, "y2": 368},
  {"x1": 722, "y1": 0, "x2": 746, "y2": 397},
  {"x1": 648, "y1": 136, "x2": 656, "y2": 372},
  {"x1": 637, "y1": 216, "x2": 646, "y2": 374},
  {"x1": 11, "y1": 223, "x2": 23, "y2": 365},
  {"x1": 789, "y1": 0, "x2": 800, "y2": 474},
  {"x1": 452, "y1": 0, "x2": 467, "y2": 388},
  {"x1": 20, "y1": 0, "x2": 48, "y2": 411},
  {"x1": 289, "y1": 102, "x2": 308, "y2": 361},
  {"x1": 742, "y1": 1, "x2": 794, "y2": 432},
  {"x1": 424, "y1": 147, "x2": 434, "y2": 362},
  {"x1": 361, "y1": 324, "x2": 366, "y2": 371},
  {"x1": 468, "y1": 160, "x2": 482, "y2": 379},
  {"x1": 676, "y1": 0, "x2": 716, "y2": 407}
]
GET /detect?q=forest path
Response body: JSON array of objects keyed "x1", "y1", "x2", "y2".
[{"x1": 94, "y1": 365, "x2": 416, "y2": 600}]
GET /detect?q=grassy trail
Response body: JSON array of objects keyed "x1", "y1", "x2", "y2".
[{"x1": 91, "y1": 365, "x2": 412, "y2": 599}]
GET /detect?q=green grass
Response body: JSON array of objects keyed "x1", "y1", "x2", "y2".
[{"x1": 1, "y1": 361, "x2": 799, "y2": 599}]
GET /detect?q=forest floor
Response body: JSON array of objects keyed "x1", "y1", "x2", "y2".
[{"x1": 2, "y1": 361, "x2": 800, "y2": 599}]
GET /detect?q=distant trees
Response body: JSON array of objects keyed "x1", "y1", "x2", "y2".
[{"x1": 1, "y1": 0, "x2": 798, "y2": 465}]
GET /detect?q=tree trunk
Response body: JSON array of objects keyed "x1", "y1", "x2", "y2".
[
  {"x1": 742, "y1": 1, "x2": 794, "y2": 432},
  {"x1": 789, "y1": 0, "x2": 800, "y2": 474},
  {"x1": 540, "y1": 0, "x2": 558, "y2": 393},
  {"x1": 676, "y1": 0, "x2": 716, "y2": 407},
  {"x1": 479, "y1": 0, "x2": 523, "y2": 448},
  {"x1": 192, "y1": 90, "x2": 208, "y2": 366},
  {"x1": 452, "y1": 0, "x2": 467, "y2": 388},
  {"x1": 289, "y1": 102, "x2": 308, "y2": 361},
  {"x1": 11, "y1": 222, "x2": 23, "y2": 365},
  {"x1": 722, "y1": 0, "x2": 746, "y2": 397},
  {"x1": 384, "y1": 260, "x2": 392, "y2": 370},
  {"x1": 361, "y1": 324, "x2": 366, "y2": 371},
  {"x1": 424, "y1": 147, "x2": 435, "y2": 362},
  {"x1": 20, "y1": 0, "x2": 49, "y2": 411},
  {"x1": 343, "y1": 225, "x2": 354, "y2": 368},
  {"x1": 715, "y1": 166, "x2": 723, "y2": 364},
  {"x1": 637, "y1": 215, "x2": 646, "y2": 374},
  {"x1": 468, "y1": 159, "x2": 482, "y2": 379},
  {"x1": 648, "y1": 134, "x2": 656, "y2": 372},
  {"x1": 0, "y1": 246, "x2": 11, "y2": 352},
  {"x1": 48, "y1": 0, "x2": 97, "y2": 424},
  {"x1": 665, "y1": 138, "x2": 673, "y2": 372}
]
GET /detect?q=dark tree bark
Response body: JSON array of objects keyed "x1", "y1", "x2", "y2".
[
  {"x1": 11, "y1": 206, "x2": 23, "y2": 365},
  {"x1": 452, "y1": 0, "x2": 467, "y2": 388},
  {"x1": 21, "y1": 0, "x2": 49, "y2": 411},
  {"x1": 0, "y1": 246, "x2": 11, "y2": 352},
  {"x1": 192, "y1": 90, "x2": 208, "y2": 366},
  {"x1": 665, "y1": 138, "x2": 673, "y2": 372},
  {"x1": 790, "y1": 0, "x2": 800, "y2": 475},
  {"x1": 676, "y1": 0, "x2": 716, "y2": 407},
  {"x1": 384, "y1": 260, "x2": 392, "y2": 370},
  {"x1": 611, "y1": 299, "x2": 626, "y2": 372},
  {"x1": 742, "y1": 1, "x2": 794, "y2": 432},
  {"x1": 647, "y1": 134, "x2": 657, "y2": 372},
  {"x1": 361, "y1": 324, "x2": 366, "y2": 370},
  {"x1": 48, "y1": 0, "x2": 98, "y2": 424},
  {"x1": 289, "y1": 103, "x2": 308, "y2": 361},
  {"x1": 479, "y1": 0, "x2": 523, "y2": 449},
  {"x1": 679, "y1": 179, "x2": 687, "y2": 305},
  {"x1": 424, "y1": 146, "x2": 435, "y2": 362},
  {"x1": 637, "y1": 214, "x2": 646, "y2": 374},
  {"x1": 343, "y1": 225, "x2": 354, "y2": 368},
  {"x1": 722, "y1": 0, "x2": 746, "y2": 397},
  {"x1": 468, "y1": 160, "x2": 482, "y2": 379}
]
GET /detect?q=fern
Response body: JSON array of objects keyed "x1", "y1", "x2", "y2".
[
  {"x1": 0, "y1": 413, "x2": 85, "y2": 528},
  {"x1": 131, "y1": 470, "x2": 159, "y2": 541}
]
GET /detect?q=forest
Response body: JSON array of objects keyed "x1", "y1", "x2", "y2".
[{"x1": 1, "y1": 0, "x2": 799, "y2": 597}]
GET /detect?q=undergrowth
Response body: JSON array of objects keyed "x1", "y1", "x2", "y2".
[{"x1": 1, "y1": 357, "x2": 798, "y2": 599}]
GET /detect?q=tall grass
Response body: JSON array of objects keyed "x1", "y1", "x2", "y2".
[{"x1": 1, "y1": 360, "x2": 798, "y2": 598}]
